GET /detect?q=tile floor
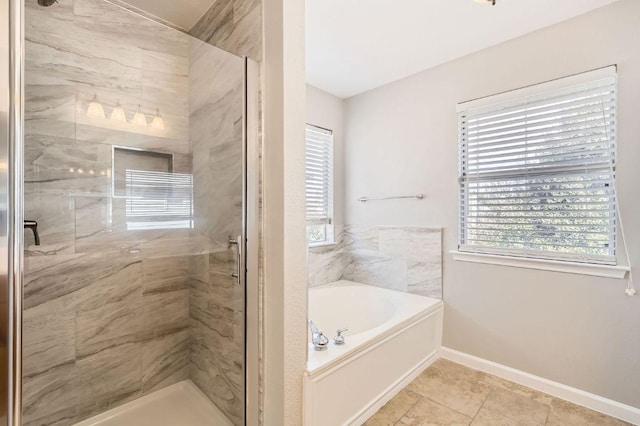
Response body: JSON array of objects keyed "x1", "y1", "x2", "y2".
[{"x1": 365, "y1": 359, "x2": 630, "y2": 426}]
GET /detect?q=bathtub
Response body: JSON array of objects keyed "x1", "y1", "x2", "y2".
[{"x1": 304, "y1": 280, "x2": 443, "y2": 426}]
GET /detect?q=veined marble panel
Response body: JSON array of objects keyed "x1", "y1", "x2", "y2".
[
  {"x1": 308, "y1": 225, "x2": 443, "y2": 299},
  {"x1": 23, "y1": 343, "x2": 142, "y2": 426},
  {"x1": 24, "y1": 85, "x2": 75, "y2": 139},
  {"x1": 141, "y1": 49, "x2": 189, "y2": 77},
  {"x1": 190, "y1": 38, "x2": 243, "y2": 250},
  {"x1": 24, "y1": 194, "x2": 76, "y2": 255},
  {"x1": 189, "y1": 249, "x2": 244, "y2": 425},
  {"x1": 141, "y1": 328, "x2": 190, "y2": 394},
  {"x1": 307, "y1": 229, "x2": 351, "y2": 288},
  {"x1": 23, "y1": 296, "x2": 76, "y2": 377},
  {"x1": 74, "y1": 258, "x2": 143, "y2": 357},
  {"x1": 344, "y1": 251, "x2": 408, "y2": 292},
  {"x1": 190, "y1": 0, "x2": 262, "y2": 62},
  {"x1": 24, "y1": 252, "x2": 139, "y2": 310},
  {"x1": 72, "y1": 0, "x2": 190, "y2": 56}
]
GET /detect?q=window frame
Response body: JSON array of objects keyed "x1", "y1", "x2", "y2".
[
  {"x1": 456, "y1": 66, "x2": 618, "y2": 266},
  {"x1": 305, "y1": 123, "x2": 335, "y2": 247}
]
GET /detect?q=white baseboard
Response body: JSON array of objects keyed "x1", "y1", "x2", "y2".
[
  {"x1": 349, "y1": 350, "x2": 439, "y2": 426},
  {"x1": 440, "y1": 347, "x2": 640, "y2": 425}
]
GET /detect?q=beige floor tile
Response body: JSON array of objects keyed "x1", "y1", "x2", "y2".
[
  {"x1": 364, "y1": 389, "x2": 421, "y2": 426},
  {"x1": 546, "y1": 398, "x2": 631, "y2": 426},
  {"x1": 397, "y1": 398, "x2": 471, "y2": 426},
  {"x1": 406, "y1": 359, "x2": 491, "y2": 418},
  {"x1": 476, "y1": 388, "x2": 549, "y2": 425},
  {"x1": 368, "y1": 361, "x2": 628, "y2": 426},
  {"x1": 471, "y1": 407, "x2": 518, "y2": 426},
  {"x1": 476, "y1": 372, "x2": 553, "y2": 406}
]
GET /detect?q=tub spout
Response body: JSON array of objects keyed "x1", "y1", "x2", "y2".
[{"x1": 309, "y1": 320, "x2": 329, "y2": 351}]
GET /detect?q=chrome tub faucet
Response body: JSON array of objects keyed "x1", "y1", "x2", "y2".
[{"x1": 308, "y1": 320, "x2": 329, "y2": 351}]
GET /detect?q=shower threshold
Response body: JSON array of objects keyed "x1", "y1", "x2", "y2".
[{"x1": 73, "y1": 380, "x2": 233, "y2": 426}]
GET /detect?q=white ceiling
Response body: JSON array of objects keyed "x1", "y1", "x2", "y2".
[
  {"x1": 118, "y1": 0, "x2": 214, "y2": 30},
  {"x1": 306, "y1": 0, "x2": 621, "y2": 99}
]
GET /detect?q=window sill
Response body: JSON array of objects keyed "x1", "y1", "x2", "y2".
[
  {"x1": 450, "y1": 251, "x2": 630, "y2": 279},
  {"x1": 308, "y1": 241, "x2": 338, "y2": 249}
]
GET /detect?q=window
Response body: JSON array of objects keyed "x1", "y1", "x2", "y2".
[
  {"x1": 457, "y1": 67, "x2": 617, "y2": 264},
  {"x1": 125, "y1": 170, "x2": 194, "y2": 230},
  {"x1": 113, "y1": 147, "x2": 194, "y2": 230},
  {"x1": 305, "y1": 124, "x2": 334, "y2": 245}
]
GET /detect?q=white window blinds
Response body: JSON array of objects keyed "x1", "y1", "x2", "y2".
[
  {"x1": 458, "y1": 68, "x2": 617, "y2": 264},
  {"x1": 305, "y1": 124, "x2": 333, "y2": 226},
  {"x1": 125, "y1": 170, "x2": 194, "y2": 230}
]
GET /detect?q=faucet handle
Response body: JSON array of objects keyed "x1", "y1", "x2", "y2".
[{"x1": 334, "y1": 328, "x2": 348, "y2": 345}]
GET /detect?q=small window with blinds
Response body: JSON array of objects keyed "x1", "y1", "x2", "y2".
[
  {"x1": 457, "y1": 68, "x2": 617, "y2": 264},
  {"x1": 305, "y1": 124, "x2": 334, "y2": 245},
  {"x1": 125, "y1": 170, "x2": 194, "y2": 230}
]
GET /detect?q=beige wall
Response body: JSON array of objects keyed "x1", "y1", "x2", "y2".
[
  {"x1": 262, "y1": 0, "x2": 308, "y2": 423},
  {"x1": 343, "y1": 0, "x2": 640, "y2": 408}
]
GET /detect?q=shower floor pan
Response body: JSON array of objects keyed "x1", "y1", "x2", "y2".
[{"x1": 73, "y1": 380, "x2": 232, "y2": 426}]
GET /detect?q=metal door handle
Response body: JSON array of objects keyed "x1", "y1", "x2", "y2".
[{"x1": 229, "y1": 235, "x2": 242, "y2": 285}]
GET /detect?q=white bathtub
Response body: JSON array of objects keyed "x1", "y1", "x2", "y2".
[{"x1": 304, "y1": 280, "x2": 443, "y2": 426}]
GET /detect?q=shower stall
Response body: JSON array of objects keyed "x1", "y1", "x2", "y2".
[{"x1": 1, "y1": 0, "x2": 260, "y2": 424}]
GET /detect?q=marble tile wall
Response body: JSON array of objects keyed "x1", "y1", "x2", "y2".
[
  {"x1": 188, "y1": 37, "x2": 245, "y2": 425},
  {"x1": 190, "y1": 0, "x2": 265, "y2": 422},
  {"x1": 308, "y1": 225, "x2": 443, "y2": 299},
  {"x1": 307, "y1": 227, "x2": 351, "y2": 288},
  {"x1": 23, "y1": 0, "x2": 197, "y2": 424},
  {"x1": 24, "y1": 0, "x2": 260, "y2": 423},
  {"x1": 189, "y1": 0, "x2": 262, "y2": 62}
]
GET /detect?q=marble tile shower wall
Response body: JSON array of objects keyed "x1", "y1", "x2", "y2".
[
  {"x1": 23, "y1": 0, "x2": 213, "y2": 424},
  {"x1": 191, "y1": 1, "x2": 264, "y2": 423},
  {"x1": 190, "y1": 0, "x2": 262, "y2": 62},
  {"x1": 308, "y1": 226, "x2": 443, "y2": 299},
  {"x1": 188, "y1": 38, "x2": 245, "y2": 425}
]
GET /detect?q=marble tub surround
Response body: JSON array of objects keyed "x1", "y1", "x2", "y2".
[
  {"x1": 364, "y1": 359, "x2": 630, "y2": 426},
  {"x1": 307, "y1": 227, "x2": 350, "y2": 287},
  {"x1": 308, "y1": 225, "x2": 442, "y2": 299},
  {"x1": 23, "y1": 0, "x2": 249, "y2": 425}
]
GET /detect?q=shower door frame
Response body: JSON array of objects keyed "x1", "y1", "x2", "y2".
[
  {"x1": 2, "y1": 0, "x2": 24, "y2": 424},
  {"x1": 244, "y1": 57, "x2": 261, "y2": 426},
  {"x1": 2, "y1": 0, "x2": 261, "y2": 423}
]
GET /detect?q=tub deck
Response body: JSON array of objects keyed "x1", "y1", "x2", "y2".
[{"x1": 305, "y1": 280, "x2": 444, "y2": 425}]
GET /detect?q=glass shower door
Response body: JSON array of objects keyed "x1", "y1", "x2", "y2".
[{"x1": 15, "y1": 0, "x2": 256, "y2": 425}]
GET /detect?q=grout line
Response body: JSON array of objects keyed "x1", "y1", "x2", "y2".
[
  {"x1": 544, "y1": 397, "x2": 554, "y2": 425},
  {"x1": 420, "y1": 396, "x2": 474, "y2": 422},
  {"x1": 391, "y1": 395, "x2": 424, "y2": 425},
  {"x1": 470, "y1": 389, "x2": 493, "y2": 423}
]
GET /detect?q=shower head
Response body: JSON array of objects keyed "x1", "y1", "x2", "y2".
[{"x1": 37, "y1": 0, "x2": 58, "y2": 6}]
